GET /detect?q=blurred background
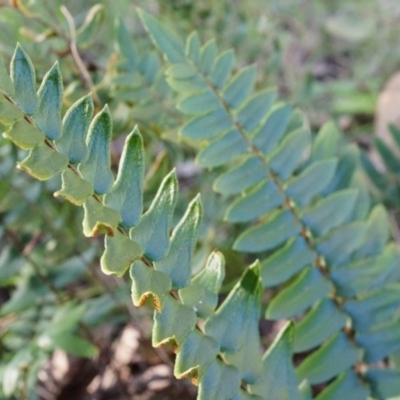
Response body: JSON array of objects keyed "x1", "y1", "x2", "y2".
[{"x1": 1, "y1": 0, "x2": 400, "y2": 398}]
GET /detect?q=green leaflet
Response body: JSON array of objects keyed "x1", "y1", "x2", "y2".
[
  {"x1": 331, "y1": 243, "x2": 400, "y2": 297},
  {"x1": 130, "y1": 260, "x2": 171, "y2": 312},
  {"x1": 116, "y1": 19, "x2": 137, "y2": 66},
  {"x1": 344, "y1": 284, "x2": 400, "y2": 331},
  {"x1": 76, "y1": 4, "x2": 104, "y2": 48},
  {"x1": 155, "y1": 195, "x2": 202, "y2": 288},
  {"x1": 174, "y1": 329, "x2": 219, "y2": 382},
  {"x1": 225, "y1": 180, "x2": 284, "y2": 223},
  {"x1": 298, "y1": 381, "x2": 312, "y2": 400},
  {"x1": 253, "y1": 103, "x2": 292, "y2": 155},
  {"x1": 78, "y1": 105, "x2": 114, "y2": 195},
  {"x1": 260, "y1": 237, "x2": 315, "y2": 287},
  {"x1": 197, "y1": 359, "x2": 241, "y2": 400},
  {"x1": 222, "y1": 65, "x2": 257, "y2": 109},
  {"x1": 17, "y1": 143, "x2": 68, "y2": 180},
  {"x1": 205, "y1": 265, "x2": 263, "y2": 383},
  {"x1": 34, "y1": 63, "x2": 63, "y2": 140},
  {"x1": 166, "y1": 64, "x2": 204, "y2": 92},
  {"x1": 185, "y1": 31, "x2": 201, "y2": 65},
  {"x1": 3, "y1": 119, "x2": 43, "y2": 150},
  {"x1": 375, "y1": 137, "x2": 400, "y2": 174},
  {"x1": 356, "y1": 320, "x2": 400, "y2": 363},
  {"x1": 213, "y1": 156, "x2": 267, "y2": 195},
  {"x1": 232, "y1": 391, "x2": 263, "y2": 400},
  {"x1": 266, "y1": 267, "x2": 332, "y2": 319},
  {"x1": 296, "y1": 332, "x2": 363, "y2": 385},
  {"x1": 321, "y1": 145, "x2": 359, "y2": 195},
  {"x1": 236, "y1": 89, "x2": 276, "y2": 132},
  {"x1": 0, "y1": 95, "x2": 24, "y2": 125},
  {"x1": 310, "y1": 121, "x2": 342, "y2": 163},
  {"x1": 294, "y1": 299, "x2": 347, "y2": 353},
  {"x1": 353, "y1": 204, "x2": 390, "y2": 259},
  {"x1": 196, "y1": 129, "x2": 247, "y2": 168},
  {"x1": 179, "y1": 250, "x2": 225, "y2": 318},
  {"x1": 209, "y1": 49, "x2": 235, "y2": 89},
  {"x1": 315, "y1": 370, "x2": 370, "y2": 400},
  {"x1": 181, "y1": 108, "x2": 231, "y2": 139},
  {"x1": 54, "y1": 168, "x2": 94, "y2": 206},
  {"x1": 152, "y1": 294, "x2": 196, "y2": 349},
  {"x1": 269, "y1": 127, "x2": 311, "y2": 180},
  {"x1": 100, "y1": 231, "x2": 142, "y2": 277},
  {"x1": 104, "y1": 127, "x2": 144, "y2": 228},
  {"x1": 390, "y1": 123, "x2": 400, "y2": 148},
  {"x1": 365, "y1": 369, "x2": 400, "y2": 399},
  {"x1": 43, "y1": 332, "x2": 98, "y2": 358},
  {"x1": 316, "y1": 221, "x2": 367, "y2": 267},
  {"x1": 82, "y1": 197, "x2": 121, "y2": 237},
  {"x1": 199, "y1": 39, "x2": 218, "y2": 75},
  {"x1": 138, "y1": 10, "x2": 186, "y2": 64},
  {"x1": 300, "y1": 189, "x2": 358, "y2": 237},
  {"x1": 139, "y1": 52, "x2": 161, "y2": 84},
  {"x1": 234, "y1": 209, "x2": 301, "y2": 253},
  {"x1": 0, "y1": 55, "x2": 14, "y2": 96},
  {"x1": 249, "y1": 322, "x2": 299, "y2": 400},
  {"x1": 130, "y1": 170, "x2": 178, "y2": 261},
  {"x1": 10, "y1": 44, "x2": 38, "y2": 115},
  {"x1": 56, "y1": 94, "x2": 94, "y2": 164},
  {"x1": 286, "y1": 159, "x2": 338, "y2": 207},
  {"x1": 178, "y1": 90, "x2": 219, "y2": 114}
]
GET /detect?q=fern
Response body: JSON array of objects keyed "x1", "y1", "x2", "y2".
[{"x1": 1, "y1": 8, "x2": 400, "y2": 399}]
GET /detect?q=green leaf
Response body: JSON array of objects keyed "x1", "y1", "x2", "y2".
[
  {"x1": 253, "y1": 103, "x2": 292, "y2": 155},
  {"x1": 298, "y1": 380, "x2": 312, "y2": 400},
  {"x1": 234, "y1": 209, "x2": 301, "y2": 253},
  {"x1": 365, "y1": 368, "x2": 400, "y2": 399},
  {"x1": 315, "y1": 370, "x2": 370, "y2": 400},
  {"x1": 331, "y1": 243, "x2": 400, "y2": 297},
  {"x1": 209, "y1": 49, "x2": 235, "y2": 89},
  {"x1": 155, "y1": 195, "x2": 202, "y2": 288},
  {"x1": 174, "y1": 329, "x2": 219, "y2": 383},
  {"x1": 76, "y1": 4, "x2": 104, "y2": 48},
  {"x1": 223, "y1": 65, "x2": 257, "y2": 109},
  {"x1": 3, "y1": 119, "x2": 43, "y2": 149},
  {"x1": 10, "y1": 44, "x2": 38, "y2": 115},
  {"x1": 100, "y1": 230, "x2": 142, "y2": 277},
  {"x1": 166, "y1": 64, "x2": 204, "y2": 92},
  {"x1": 286, "y1": 159, "x2": 338, "y2": 207},
  {"x1": 316, "y1": 222, "x2": 367, "y2": 266},
  {"x1": 78, "y1": 105, "x2": 114, "y2": 195},
  {"x1": 294, "y1": 299, "x2": 347, "y2": 353},
  {"x1": 116, "y1": 19, "x2": 137, "y2": 66},
  {"x1": 54, "y1": 168, "x2": 94, "y2": 206},
  {"x1": 389, "y1": 123, "x2": 400, "y2": 148},
  {"x1": 34, "y1": 62, "x2": 63, "y2": 140},
  {"x1": 2, "y1": 348, "x2": 32, "y2": 396},
  {"x1": 152, "y1": 294, "x2": 196, "y2": 349},
  {"x1": 300, "y1": 189, "x2": 358, "y2": 236},
  {"x1": 266, "y1": 267, "x2": 332, "y2": 319},
  {"x1": 185, "y1": 31, "x2": 201, "y2": 64},
  {"x1": 344, "y1": 284, "x2": 400, "y2": 331},
  {"x1": 196, "y1": 129, "x2": 246, "y2": 168},
  {"x1": 199, "y1": 38, "x2": 218, "y2": 75},
  {"x1": 236, "y1": 89, "x2": 276, "y2": 132},
  {"x1": 82, "y1": 197, "x2": 121, "y2": 237},
  {"x1": 357, "y1": 320, "x2": 400, "y2": 363},
  {"x1": 181, "y1": 108, "x2": 232, "y2": 139},
  {"x1": 130, "y1": 169, "x2": 178, "y2": 261},
  {"x1": 260, "y1": 237, "x2": 315, "y2": 287},
  {"x1": 0, "y1": 55, "x2": 14, "y2": 96},
  {"x1": 270, "y1": 127, "x2": 311, "y2": 180},
  {"x1": 178, "y1": 90, "x2": 219, "y2": 115},
  {"x1": 310, "y1": 121, "x2": 342, "y2": 163},
  {"x1": 214, "y1": 156, "x2": 267, "y2": 195},
  {"x1": 249, "y1": 322, "x2": 300, "y2": 400},
  {"x1": 179, "y1": 250, "x2": 225, "y2": 318},
  {"x1": 44, "y1": 332, "x2": 98, "y2": 358},
  {"x1": 198, "y1": 359, "x2": 241, "y2": 400},
  {"x1": 375, "y1": 137, "x2": 400, "y2": 174},
  {"x1": 205, "y1": 264, "x2": 263, "y2": 383},
  {"x1": 225, "y1": 180, "x2": 284, "y2": 223},
  {"x1": 130, "y1": 260, "x2": 172, "y2": 312},
  {"x1": 296, "y1": 332, "x2": 362, "y2": 384},
  {"x1": 56, "y1": 94, "x2": 93, "y2": 164},
  {"x1": 138, "y1": 9, "x2": 186, "y2": 64},
  {"x1": 17, "y1": 142, "x2": 68, "y2": 180},
  {"x1": 0, "y1": 96, "x2": 24, "y2": 125},
  {"x1": 104, "y1": 127, "x2": 144, "y2": 228}
]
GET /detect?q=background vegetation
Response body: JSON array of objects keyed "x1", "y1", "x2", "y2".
[{"x1": 1, "y1": 0, "x2": 400, "y2": 399}]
